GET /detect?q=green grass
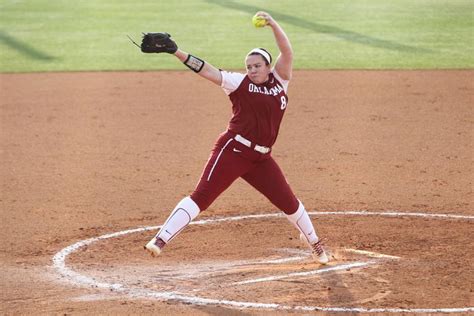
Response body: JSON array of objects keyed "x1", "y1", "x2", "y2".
[{"x1": 0, "y1": 0, "x2": 473, "y2": 72}]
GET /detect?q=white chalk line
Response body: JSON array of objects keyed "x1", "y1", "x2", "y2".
[
  {"x1": 191, "y1": 210, "x2": 474, "y2": 225},
  {"x1": 233, "y1": 261, "x2": 377, "y2": 285},
  {"x1": 197, "y1": 247, "x2": 396, "y2": 288},
  {"x1": 312, "y1": 211, "x2": 474, "y2": 220},
  {"x1": 52, "y1": 211, "x2": 474, "y2": 313},
  {"x1": 187, "y1": 250, "x2": 381, "y2": 292}
]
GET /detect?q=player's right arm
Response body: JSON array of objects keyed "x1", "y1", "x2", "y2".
[
  {"x1": 255, "y1": 12, "x2": 293, "y2": 81},
  {"x1": 174, "y1": 49, "x2": 223, "y2": 86}
]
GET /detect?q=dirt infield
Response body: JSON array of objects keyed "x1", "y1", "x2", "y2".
[{"x1": 1, "y1": 70, "x2": 473, "y2": 315}]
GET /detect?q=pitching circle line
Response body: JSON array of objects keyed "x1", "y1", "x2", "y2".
[{"x1": 52, "y1": 210, "x2": 474, "y2": 313}]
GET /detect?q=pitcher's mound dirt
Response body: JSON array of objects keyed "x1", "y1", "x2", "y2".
[{"x1": 1, "y1": 70, "x2": 472, "y2": 314}]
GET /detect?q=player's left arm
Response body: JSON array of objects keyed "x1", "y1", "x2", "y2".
[
  {"x1": 174, "y1": 49, "x2": 223, "y2": 86},
  {"x1": 138, "y1": 33, "x2": 222, "y2": 86},
  {"x1": 255, "y1": 12, "x2": 293, "y2": 80}
]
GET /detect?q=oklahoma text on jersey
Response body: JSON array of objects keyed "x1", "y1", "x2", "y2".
[{"x1": 248, "y1": 82, "x2": 284, "y2": 96}]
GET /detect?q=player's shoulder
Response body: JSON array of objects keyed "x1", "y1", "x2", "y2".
[
  {"x1": 220, "y1": 71, "x2": 247, "y2": 95},
  {"x1": 221, "y1": 70, "x2": 246, "y2": 82},
  {"x1": 271, "y1": 69, "x2": 289, "y2": 93}
]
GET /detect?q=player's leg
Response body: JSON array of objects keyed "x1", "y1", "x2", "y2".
[
  {"x1": 146, "y1": 136, "x2": 252, "y2": 256},
  {"x1": 241, "y1": 157, "x2": 329, "y2": 264},
  {"x1": 144, "y1": 196, "x2": 199, "y2": 256},
  {"x1": 241, "y1": 158, "x2": 320, "y2": 242},
  {"x1": 289, "y1": 201, "x2": 329, "y2": 264},
  {"x1": 190, "y1": 139, "x2": 252, "y2": 211}
]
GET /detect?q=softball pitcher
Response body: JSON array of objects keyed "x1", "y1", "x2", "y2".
[{"x1": 141, "y1": 12, "x2": 328, "y2": 264}]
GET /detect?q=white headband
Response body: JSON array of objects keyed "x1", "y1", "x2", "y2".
[{"x1": 247, "y1": 48, "x2": 271, "y2": 64}]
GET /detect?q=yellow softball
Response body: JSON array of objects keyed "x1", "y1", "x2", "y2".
[{"x1": 252, "y1": 15, "x2": 267, "y2": 28}]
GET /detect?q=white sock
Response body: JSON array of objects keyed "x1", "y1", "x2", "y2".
[
  {"x1": 156, "y1": 196, "x2": 200, "y2": 243},
  {"x1": 286, "y1": 201, "x2": 319, "y2": 244}
]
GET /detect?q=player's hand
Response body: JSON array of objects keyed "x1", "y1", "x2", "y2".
[{"x1": 254, "y1": 11, "x2": 275, "y2": 27}]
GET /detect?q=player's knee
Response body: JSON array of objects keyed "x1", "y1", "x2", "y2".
[
  {"x1": 279, "y1": 197, "x2": 300, "y2": 215},
  {"x1": 190, "y1": 191, "x2": 211, "y2": 212}
]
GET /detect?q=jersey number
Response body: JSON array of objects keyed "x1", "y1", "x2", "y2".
[{"x1": 280, "y1": 96, "x2": 287, "y2": 110}]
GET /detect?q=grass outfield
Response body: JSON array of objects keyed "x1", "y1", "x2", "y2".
[{"x1": 0, "y1": 0, "x2": 473, "y2": 72}]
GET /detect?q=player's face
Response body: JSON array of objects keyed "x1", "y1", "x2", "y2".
[{"x1": 245, "y1": 55, "x2": 271, "y2": 84}]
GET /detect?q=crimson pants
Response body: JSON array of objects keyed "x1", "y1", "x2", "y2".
[{"x1": 190, "y1": 131, "x2": 299, "y2": 214}]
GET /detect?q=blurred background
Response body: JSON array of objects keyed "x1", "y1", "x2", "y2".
[{"x1": 0, "y1": 0, "x2": 473, "y2": 72}]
